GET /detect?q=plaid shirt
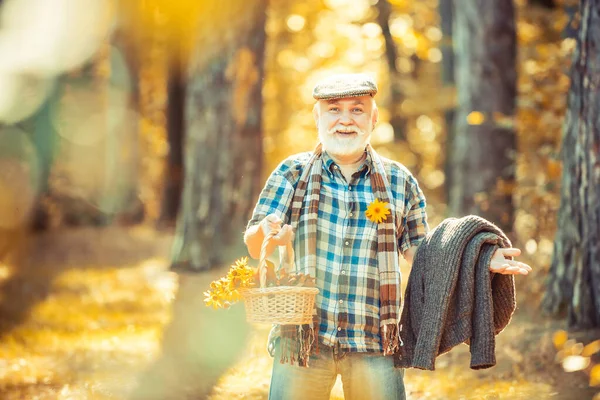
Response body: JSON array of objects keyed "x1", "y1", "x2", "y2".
[{"x1": 247, "y1": 150, "x2": 429, "y2": 353}]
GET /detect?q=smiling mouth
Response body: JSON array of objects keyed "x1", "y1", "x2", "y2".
[{"x1": 335, "y1": 131, "x2": 357, "y2": 135}]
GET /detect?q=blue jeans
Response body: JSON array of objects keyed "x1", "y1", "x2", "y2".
[{"x1": 269, "y1": 339, "x2": 406, "y2": 400}]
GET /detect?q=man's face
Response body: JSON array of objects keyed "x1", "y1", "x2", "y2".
[{"x1": 315, "y1": 95, "x2": 378, "y2": 157}]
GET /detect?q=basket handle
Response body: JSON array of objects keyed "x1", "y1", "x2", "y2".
[{"x1": 258, "y1": 229, "x2": 294, "y2": 289}]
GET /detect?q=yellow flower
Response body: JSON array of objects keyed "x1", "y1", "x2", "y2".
[
  {"x1": 365, "y1": 198, "x2": 391, "y2": 224},
  {"x1": 226, "y1": 289, "x2": 242, "y2": 302},
  {"x1": 234, "y1": 257, "x2": 249, "y2": 268},
  {"x1": 203, "y1": 290, "x2": 222, "y2": 309},
  {"x1": 227, "y1": 269, "x2": 241, "y2": 285},
  {"x1": 240, "y1": 267, "x2": 256, "y2": 287}
]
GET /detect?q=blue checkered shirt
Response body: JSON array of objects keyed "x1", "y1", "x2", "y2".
[{"x1": 247, "y1": 150, "x2": 429, "y2": 353}]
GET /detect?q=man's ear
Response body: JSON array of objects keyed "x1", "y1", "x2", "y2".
[
  {"x1": 313, "y1": 103, "x2": 319, "y2": 128},
  {"x1": 372, "y1": 106, "x2": 379, "y2": 126}
]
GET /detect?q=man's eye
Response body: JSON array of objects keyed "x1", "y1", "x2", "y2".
[
  {"x1": 329, "y1": 107, "x2": 339, "y2": 112},
  {"x1": 352, "y1": 108, "x2": 363, "y2": 113}
]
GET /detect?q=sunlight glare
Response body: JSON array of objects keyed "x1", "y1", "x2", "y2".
[
  {"x1": 371, "y1": 122, "x2": 394, "y2": 144},
  {"x1": 390, "y1": 16, "x2": 412, "y2": 38},
  {"x1": 416, "y1": 115, "x2": 434, "y2": 133},
  {"x1": 402, "y1": 32, "x2": 418, "y2": 50},
  {"x1": 0, "y1": 0, "x2": 110, "y2": 75},
  {"x1": 425, "y1": 26, "x2": 443, "y2": 42},
  {"x1": 286, "y1": 14, "x2": 306, "y2": 32},
  {"x1": 396, "y1": 57, "x2": 414, "y2": 73},
  {"x1": 562, "y1": 355, "x2": 590, "y2": 372},
  {"x1": 0, "y1": 73, "x2": 54, "y2": 124},
  {"x1": 362, "y1": 23, "x2": 382, "y2": 38},
  {"x1": 345, "y1": 50, "x2": 365, "y2": 66},
  {"x1": 424, "y1": 170, "x2": 445, "y2": 190},
  {"x1": 428, "y1": 48, "x2": 442, "y2": 63},
  {"x1": 309, "y1": 42, "x2": 336, "y2": 59},
  {"x1": 525, "y1": 239, "x2": 537, "y2": 254}
]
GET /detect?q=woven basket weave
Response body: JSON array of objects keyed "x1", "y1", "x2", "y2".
[{"x1": 240, "y1": 230, "x2": 318, "y2": 325}]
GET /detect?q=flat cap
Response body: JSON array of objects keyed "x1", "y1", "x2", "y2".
[{"x1": 312, "y1": 73, "x2": 378, "y2": 100}]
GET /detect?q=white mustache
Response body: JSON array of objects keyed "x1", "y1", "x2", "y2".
[{"x1": 327, "y1": 126, "x2": 364, "y2": 135}]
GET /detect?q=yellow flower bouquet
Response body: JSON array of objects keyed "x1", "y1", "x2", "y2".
[{"x1": 203, "y1": 257, "x2": 255, "y2": 310}]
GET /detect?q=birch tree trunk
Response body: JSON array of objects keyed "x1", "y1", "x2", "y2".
[
  {"x1": 450, "y1": 0, "x2": 517, "y2": 234},
  {"x1": 542, "y1": 0, "x2": 600, "y2": 328},
  {"x1": 171, "y1": 1, "x2": 267, "y2": 271}
]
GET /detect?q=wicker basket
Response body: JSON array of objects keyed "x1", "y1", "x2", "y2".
[{"x1": 240, "y1": 230, "x2": 319, "y2": 325}]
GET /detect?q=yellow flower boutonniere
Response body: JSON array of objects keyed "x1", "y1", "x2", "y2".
[{"x1": 365, "y1": 198, "x2": 391, "y2": 224}]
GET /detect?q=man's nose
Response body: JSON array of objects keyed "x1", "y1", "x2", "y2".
[{"x1": 339, "y1": 111, "x2": 353, "y2": 125}]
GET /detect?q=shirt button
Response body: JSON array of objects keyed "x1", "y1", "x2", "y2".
[
  {"x1": 349, "y1": 212, "x2": 353, "y2": 217},
  {"x1": 345, "y1": 241, "x2": 350, "y2": 246},
  {"x1": 339, "y1": 299, "x2": 343, "y2": 304},
  {"x1": 341, "y1": 270, "x2": 346, "y2": 275},
  {"x1": 337, "y1": 327, "x2": 342, "y2": 331},
  {"x1": 349, "y1": 186, "x2": 352, "y2": 191}
]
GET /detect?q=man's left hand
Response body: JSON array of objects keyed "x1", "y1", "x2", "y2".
[{"x1": 489, "y1": 248, "x2": 532, "y2": 275}]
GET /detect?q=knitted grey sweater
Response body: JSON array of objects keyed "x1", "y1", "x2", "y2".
[{"x1": 394, "y1": 215, "x2": 516, "y2": 370}]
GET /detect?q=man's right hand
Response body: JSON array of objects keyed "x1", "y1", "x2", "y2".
[
  {"x1": 261, "y1": 214, "x2": 294, "y2": 246},
  {"x1": 244, "y1": 214, "x2": 294, "y2": 259}
]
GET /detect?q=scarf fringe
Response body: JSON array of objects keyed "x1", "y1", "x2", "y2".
[{"x1": 279, "y1": 324, "x2": 316, "y2": 367}]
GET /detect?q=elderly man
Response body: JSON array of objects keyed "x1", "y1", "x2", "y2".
[{"x1": 243, "y1": 74, "x2": 531, "y2": 400}]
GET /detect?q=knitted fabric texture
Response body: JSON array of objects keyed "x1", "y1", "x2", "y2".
[
  {"x1": 394, "y1": 215, "x2": 516, "y2": 370},
  {"x1": 279, "y1": 143, "x2": 402, "y2": 367}
]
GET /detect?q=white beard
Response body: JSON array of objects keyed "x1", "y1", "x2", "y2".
[{"x1": 318, "y1": 125, "x2": 371, "y2": 157}]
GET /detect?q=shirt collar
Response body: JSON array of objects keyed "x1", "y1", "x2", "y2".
[{"x1": 322, "y1": 149, "x2": 372, "y2": 176}]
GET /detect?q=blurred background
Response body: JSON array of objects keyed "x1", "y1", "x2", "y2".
[{"x1": 0, "y1": 0, "x2": 599, "y2": 399}]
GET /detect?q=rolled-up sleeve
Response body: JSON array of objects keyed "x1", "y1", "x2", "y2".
[
  {"x1": 399, "y1": 175, "x2": 429, "y2": 254},
  {"x1": 246, "y1": 158, "x2": 298, "y2": 230}
]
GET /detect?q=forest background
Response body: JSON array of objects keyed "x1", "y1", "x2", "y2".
[{"x1": 0, "y1": 0, "x2": 598, "y2": 399}]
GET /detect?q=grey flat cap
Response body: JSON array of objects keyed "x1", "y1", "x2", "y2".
[{"x1": 312, "y1": 73, "x2": 378, "y2": 100}]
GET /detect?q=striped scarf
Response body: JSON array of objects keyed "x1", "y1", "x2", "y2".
[{"x1": 279, "y1": 143, "x2": 402, "y2": 367}]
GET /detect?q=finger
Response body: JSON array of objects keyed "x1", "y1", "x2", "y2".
[
  {"x1": 505, "y1": 260, "x2": 532, "y2": 272},
  {"x1": 518, "y1": 262, "x2": 532, "y2": 271},
  {"x1": 504, "y1": 260, "x2": 533, "y2": 272},
  {"x1": 273, "y1": 225, "x2": 293, "y2": 242},
  {"x1": 265, "y1": 214, "x2": 283, "y2": 224},
  {"x1": 491, "y1": 262, "x2": 520, "y2": 273},
  {"x1": 489, "y1": 262, "x2": 508, "y2": 273},
  {"x1": 267, "y1": 222, "x2": 282, "y2": 231},
  {"x1": 495, "y1": 265, "x2": 529, "y2": 275},
  {"x1": 499, "y1": 248, "x2": 522, "y2": 257}
]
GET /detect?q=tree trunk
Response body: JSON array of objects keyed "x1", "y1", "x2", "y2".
[
  {"x1": 158, "y1": 55, "x2": 185, "y2": 227},
  {"x1": 171, "y1": 1, "x2": 267, "y2": 271},
  {"x1": 439, "y1": 0, "x2": 455, "y2": 203},
  {"x1": 29, "y1": 86, "x2": 60, "y2": 231},
  {"x1": 449, "y1": 0, "x2": 517, "y2": 234},
  {"x1": 529, "y1": 0, "x2": 555, "y2": 8},
  {"x1": 375, "y1": 0, "x2": 408, "y2": 142},
  {"x1": 542, "y1": 0, "x2": 600, "y2": 329},
  {"x1": 101, "y1": 37, "x2": 144, "y2": 225}
]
